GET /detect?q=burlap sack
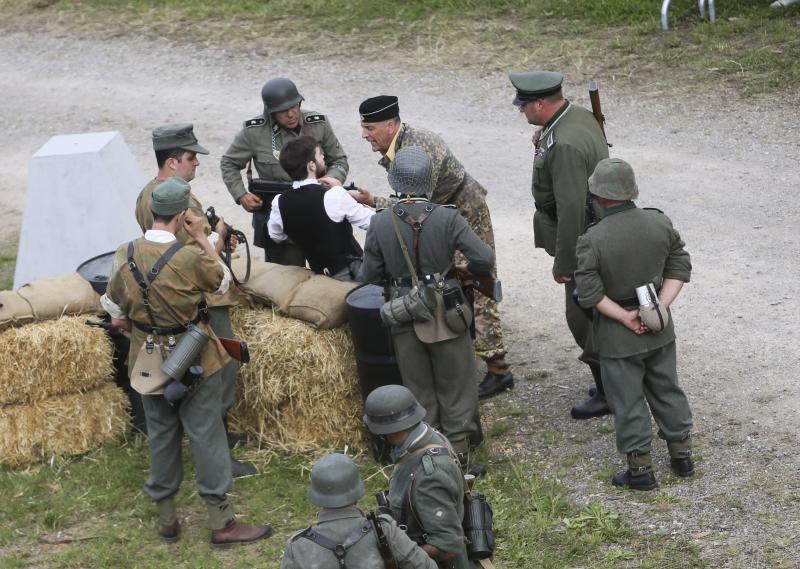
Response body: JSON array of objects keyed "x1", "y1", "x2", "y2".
[
  {"x1": 0, "y1": 291, "x2": 35, "y2": 331},
  {"x1": 286, "y1": 275, "x2": 358, "y2": 329},
  {"x1": 236, "y1": 260, "x2": 313, "y2": 311},
  {"x1": 16, "y1": 272, "x2": 102, "y2": 320}
]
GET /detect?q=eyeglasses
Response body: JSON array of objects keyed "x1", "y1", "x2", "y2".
[{"x1": 517, "y1": 98, "x2": 540, "y2": 112}]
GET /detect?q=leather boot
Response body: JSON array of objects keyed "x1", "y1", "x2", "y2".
[
  {"x1": 156, "y1": 498, "x2": 179, "y2": 543},
  {"x1": 478, "y1": 355, "x2": 514, "y2": 399},
  {"x1": 211, "y1": 520, "x2": 273, "y2": 548},
  {"x1": 570, "y1": 363, "x2": 611, "y2": 419},
  {"x1": 230, "y1": 457, "x2": 258, "y2": 478},
  {"x1": 612, "y1": 451, "x2": 658, "y2": 491},
  {"x1": 158, "y1": 521, "x2": 180, "y2": 544},
  {"x1": 668, "y1": 438, "x2": 695, "y2": 477}
]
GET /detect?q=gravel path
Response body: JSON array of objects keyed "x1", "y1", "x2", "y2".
[{"x1": 1, "y1": 27, "x2": 798, "y2": 568}]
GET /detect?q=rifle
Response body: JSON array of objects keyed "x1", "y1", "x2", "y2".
[
  {"x1": 588, "y1": 80, "x2": 612, "y2": 147},
  {"x1": 218, "y1": 336, "x2": 250, "y2": 364},
  {"x1": 205, "y1": 206, "x2": 251, "y2": 286},
  {"x1": 456, "y1": 271, "x2": 503, "y2": 302},
  {"x1": 85, "y1": 319, "x2": 130, "y2": 340},
  {"x1": 366, "y1": 511, "x2": 399, "y2": 569}
]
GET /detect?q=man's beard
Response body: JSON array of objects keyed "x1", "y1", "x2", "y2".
[{"x1": 315, "y1": 160, "x2": 327, "y2": 177}]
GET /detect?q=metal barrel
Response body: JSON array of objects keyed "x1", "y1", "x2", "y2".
[{"x1": 345, "y1": 284, "x2": 403, "y2": 463}]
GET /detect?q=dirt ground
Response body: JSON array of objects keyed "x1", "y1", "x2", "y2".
[{"x1": 1, "y1": 28, "x2": 799, "y2": 568}]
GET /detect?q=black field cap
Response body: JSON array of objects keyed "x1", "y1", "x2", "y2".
[
  {"x1": 359, "y1": 95, "x2": 400, "y2": 122},
  {"x1": 509, "y1": 71, "x2": 564, "y2": 106},
  {"x1": 151, "y1": 123, "x2": 209, "y2": 154}
]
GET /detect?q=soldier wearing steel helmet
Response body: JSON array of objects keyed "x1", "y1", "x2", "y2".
[
  {"x1": 574, "y1": 158, "x2": 694, "y2": 491},
  {"x1": 220, "y1": 78, "x2": 349, "y2": 265},
  {"x1": 360, "y1": 147, "x2": 495, "y2": 458},
  {"x1": 280, "y1": 453, "x2": 437, "y2": 569},
  {"x1": 363, "y1": 385, "x2": 479, "y2": 569},
  {"x1": 509, "y1": 70, "x2": 612, "y2": 420}
]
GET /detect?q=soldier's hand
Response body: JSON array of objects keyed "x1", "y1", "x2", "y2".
[
  {"x1": 184, "y1": 214, "x2": 207, "y2": 239},
  {"x1": 318, "y1": 175, "x2": 341, "y2": 189},
  {"x1": 553, "y1": 274, "x2": 572, "y2": 284},
  {"x1": 620, "y1": 310, "x2": 648, "y2": 334},
  {"x1": 239, "y1": 193, "x2": 263, "y2": 213},
  {"x1": 228, "y1": 234, "x2": 239, "y2": 250},
  {"x1": 215, "y1": 218, "x2": 228, "y2": 242},
  {"x1": 349, "y1": 187, "x2": 375, "y2": 207}
]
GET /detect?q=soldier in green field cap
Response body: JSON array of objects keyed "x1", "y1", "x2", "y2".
[
  {"x1": 101, "y1": 177, "x2": 273, "y2": 546},
  {"x1": 574, "y1": 158, "x2": 694, "y2": 490},
  {"x1": 280, "y1": 453, "x2": 437, "y2": 569},
  {"x1": 509, "y1": 70, "x2": 612, "y2": 420},
  {"x1": 135, "y1": 123, "x2": 255, "y2": 478}
]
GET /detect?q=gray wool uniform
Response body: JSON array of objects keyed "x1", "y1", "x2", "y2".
[
  {"x1": 280, "y1": 505, "x2": 437, "y2": 569},
  {"x1": 220, "y1": 109, "x2": 349, "y2": 264},
  {"x1": 360, "y1": 199, "x2": 494, "y2": 452},
  {"x1": 574, "y1": 203, "x2": 693, "y2": 455}
]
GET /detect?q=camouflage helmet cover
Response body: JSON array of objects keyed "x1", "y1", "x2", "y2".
[
  {"x1": 261, "y1": 77, "x2": 304, "y2": 114},
  {"x1": 307, "y1": 453, "x2": 365, "y2": 508},
  {"x1": 363, "y1": 384, "x2": 426, "y2": 435},
  {"x1": 387, "y1": 146, "x2": 433, "y2": 198},
  {"x1": 588, "y1": 158, "x2": 639, "y2": 200}
]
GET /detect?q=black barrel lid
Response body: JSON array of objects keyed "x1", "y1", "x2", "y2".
[
  {"x1": 76, "y1": 251, "x2": 116, "y2": 295},
  {"x1": 345, "y1": 283, "x2": 384, "y2": 310}
]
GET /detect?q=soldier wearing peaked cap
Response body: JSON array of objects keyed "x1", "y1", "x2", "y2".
[
  {"x1": 280, "y1": 453, "x2": 437, "y2": 569},
  {"x1": 220, "y1": 78, "x2": 349, "y2": 266},
  {"x1": 135, "y1": 123, "x2": 255, "y2": 478},
  {"x1": 353, "y1": 95, "x2": 515, "y2": 403},
  {"x1": 509, "y1": 70, "x2": 612, "y2": 420},
  {"x1": 101, "y1": 178, "x2": 273, "y2": 546},
  {"x1": 574, "y1": 158, "x2": 694, "y2": 490}
]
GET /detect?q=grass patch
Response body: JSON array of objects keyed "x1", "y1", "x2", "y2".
[
  {"x1": 0, "y1": 437, "x2": 706, "y2": 568},
  {"x1": 0, "y1": 241, "x2": 16, "y2": 291},
  {"x1": 3, "y1": 0, "x2": 798, "y2": 95},
  {"x1": 525, "y1": 369, "x2": 551, "y2": 381}
]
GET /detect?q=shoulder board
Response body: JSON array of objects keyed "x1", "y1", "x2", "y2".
[
  {"x1": 289, "y1": 526, "x2": 312, "y2": 542},
  {"x1": 546, "y1": 132, "x2": 555, "y2": 149},
  {"x1": 244, "y1": 117, "x2": 265, "y2": 128},
  {"x1": 442, "y1": 204, "x2": 456, "y2": 210},
  {"x1": 304, "y1": 114, "x2": 326, "y2": 124},
  {"x1": 643, "y1": 207, "x2": 664, "y2": 214}
]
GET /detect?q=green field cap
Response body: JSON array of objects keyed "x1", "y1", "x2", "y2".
[
  {"x1": 151, "y1": 177, "x2": 191, "y2": 215},
  {"x1": 152, "y1": 123, "x2": 209, "y2": 154},
  {"x1": 509, "y1": 71, "x2": 564, "y2": 106}
]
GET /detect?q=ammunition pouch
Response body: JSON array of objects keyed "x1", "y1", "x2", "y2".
[
  {"x1": 380, "y1": 285, "x2": 437, "y2": 327},
  {"x1": 442, "y1": 284, "x2": 472, "y2": 334},
  {"x1": 130, "y1": 340, "x2": 170, "y2": 395},
  {"x1": 463, "y1": 492, "x2": 495, "y2": 560}
]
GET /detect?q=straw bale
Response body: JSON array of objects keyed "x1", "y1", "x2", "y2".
[
  {"x1": 286, "y1": 275, "x2": 358, "y2": 329},
  {"x1": 0, "y1": 290, "x2": 35, "y2": 331},
  {"x1": 0, "y1": 382, "x2": 129, "y2": 468},
  {"x1": 229, "y1": 307, "x2": 368, "y2": 452},
  {"x1": 16, "y1": 272, "x2": 102, "y2": 320},
  {"x1": 0, "y1": 316, "x2": 114, "y2": 406}
]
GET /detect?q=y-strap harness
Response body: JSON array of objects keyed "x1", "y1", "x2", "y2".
[
  {"x1": 126, "y1": 241, "x2": 207, "y2": 337},
  {"x1": 389, "y1": 200, "x2": 453, "y2": 288},
  {"x1": 299, "y1": 519, "x2": 373, "y2": 568}
]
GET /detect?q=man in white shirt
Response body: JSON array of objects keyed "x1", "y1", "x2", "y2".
[{"x1": 268, "y1": 135, "x2": 374, "y2": 281}]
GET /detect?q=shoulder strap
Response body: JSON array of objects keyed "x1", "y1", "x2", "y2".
[
  {"x1": 300, "y1": 520, "x2": 373, "y2": 569},
  {"x1": 126, "y1": 240, "x2": 186, "y2": 328},
  {"x1": 389, "y1": 206, "x2": 421, "y2": 288}
]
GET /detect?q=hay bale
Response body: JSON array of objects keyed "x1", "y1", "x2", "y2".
[
  {"x1": 0, "y1": 316, "x2": 114, "y2": 406},
  {"x1": 229, "y1": 307, "x2": 367, "y2": 451},
  {"x1": 0, "y1": 382, "x2": 129, "y2": 468}
]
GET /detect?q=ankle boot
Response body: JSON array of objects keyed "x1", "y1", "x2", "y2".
[
  {"x1": 612, "y1": 451, "x2": 658, "y2": 491},
  {"x1": 570, "y1": 363, "x2": 611, "y2": 419},
  {"x1": 668, "y1": 438, "x2": 695, "y2": 477},
  {"x1": 478, "y1": 355, "x2": 514, "y2": 399},
  {"x1": 211, "y1": 520, "x2": 273, "y2": 548}
]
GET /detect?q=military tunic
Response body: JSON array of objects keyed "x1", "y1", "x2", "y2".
[
  {"x1": 531, "y1": 100, "x2": 609, "y2": 365},
  {"x1": 373, "y1": 123, "x2": 505, "y2": 361},
  {"x1": 134, "y1": 178, "x2": 239, "y2": 415},
  {"x1": 361, "y1": 200, "x2": 494, "y2": 450},
  {"x1": 574, "y1": 203, "x2": 693, "y2": 454},
  {"x1": 103, "y1": 237, "x2": 235, "y2": 529},
  {"x1": 280, "y1": 505, "x2": 437, "y2": 569},
  {"x1": 220, "y1": 109, "x2": 349, "y2": 263},
  {"x1": 387, "y1": 425, "x2": 475, "y2": 569}
]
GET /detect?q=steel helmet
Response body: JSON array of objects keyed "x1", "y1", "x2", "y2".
[
  {"x1": 363, "y1": 385, "x2": 426, "y2": 435},
  {"x1": 261, "y1": 77, "x2": 304, "y2": 114},
  {"x1": 387, "y1": 146, "x2": 433, "y2": 198},
  {"x1": 307, "y1": 453, "x2": 365, "y2": 508},
  {"x1": 588, "y1": 158, "x2": 639, "y2": 200}
]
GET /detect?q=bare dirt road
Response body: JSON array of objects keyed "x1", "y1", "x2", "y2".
[{"x1": 1, "y1": 29, "x2": 799, "y2": 567}]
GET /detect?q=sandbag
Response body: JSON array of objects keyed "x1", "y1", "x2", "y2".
[
  {"x1": 16, "y1": 272, "x2": 102, "y2": 320},
  {"x1": 0, "y1": 291, "x2": 35, "y2": 331},
  {"x1": 234, "y1": 259, "x2": 313, "y2": 311},
  {"x1": 286, "y1": 275, "x2": 358, "y2": 329}
]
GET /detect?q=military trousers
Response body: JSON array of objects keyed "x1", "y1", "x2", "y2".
[
  {"x1": 391, "y1": 326, "x2": 479, "y2": 451},
  {"x1": 454, "y1": 181, "x2": 505, "y2": 362},
  {"x1": 601, "y1": 341, "x2": 693, "y2": 455},
  {"x1": 564, "y1": 280, "x2": 598, "y2": 365},
  {"x1": 208, "y1": 306, "x2": 239, "y2": 417},
  {"x1": 141, "y1": 367, "x2": 235, "y2": 529}
]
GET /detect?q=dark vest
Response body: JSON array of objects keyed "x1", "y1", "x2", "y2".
[{"x1": 279, "y1": 184, "x2": 359, "y2": 275}]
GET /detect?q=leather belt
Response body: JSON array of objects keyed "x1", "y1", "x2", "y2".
[
  {"x1": 133, "y1": 313, "x2": 202, "y2": 336},
  {"x1": 391, "y1": 271, "x2": 456, "y2": 288}
]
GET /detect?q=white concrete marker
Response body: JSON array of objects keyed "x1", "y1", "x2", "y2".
[{"x1": 13, "y1": 131, "x2": 145, "y2": 289}]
